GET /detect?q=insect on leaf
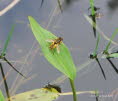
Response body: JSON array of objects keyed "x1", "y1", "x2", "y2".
[
  {"x1": 6, "y1": 88, "x2": 59, "y2": 101},
  {"x1": 93, "y1": 33, "x2": 100, "y2": 56},
  {"x1": 28, "y1": 16, "x2": 76, "y2": 80},
  {"x1": 5, "y1": 87, "x2": 97, "y2": 101}
]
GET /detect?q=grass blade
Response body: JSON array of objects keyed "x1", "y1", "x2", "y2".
[
  {"x1": 104, "y1": 29, "x2": 118, "y2": 54},
  {"x1": 106, "y1": 53, "x2": 118, "y2": 58},
  {"x1": 89, "y1": 0, "x2": 97, "y2": 37},
  {"x1": 93, "y1": 34, "x2": 100, "y2": 56},
  {"x1": 1, "y1": 25, "x2": 15, "y2": 57},
  {"x1": 89, "y1": 0, "x2": 95, "y2": 16}
]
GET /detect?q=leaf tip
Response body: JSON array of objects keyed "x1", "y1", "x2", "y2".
[{"x1": 28, "y1": 16, "x2": 33, "y2": 21}]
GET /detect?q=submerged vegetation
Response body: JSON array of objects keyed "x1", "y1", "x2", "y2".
[{"x1": 0, "y1": 0, "x2": 118, "y2": 101}]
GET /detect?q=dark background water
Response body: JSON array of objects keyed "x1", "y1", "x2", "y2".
[{"x1": 0, "y1": 0, "x2": 118, "y2": 101}]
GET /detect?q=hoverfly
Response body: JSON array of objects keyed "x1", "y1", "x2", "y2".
[
  {"x1": 46, "y1": 37, "x2": 63, "y2": 54},
  {"x1": 88, "y1": 6, "x2": 104, "y2": 19}
]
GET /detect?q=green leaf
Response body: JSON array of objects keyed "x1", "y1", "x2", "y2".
[
  {"x1": 93, "y1": 33, "x2": 100, "y2": 57},
  {"x1": 28, "y1": 16, "x2": 76, "y2": 80},
  {"x1": 106, "y1": 53, "x2": 118, "y2": 58},
  {"x1": 0, "y1": 90, "x2": 5, "y2": 101},
  {"x1": 1, "y1": 25, "x2": 15, "y2": 57},
  {"x1": 104, "y1": 29, "x2": 118, "y2": 54},
  {"x1": 6, "y1": 88, "x2": 59, "y2": 101}
]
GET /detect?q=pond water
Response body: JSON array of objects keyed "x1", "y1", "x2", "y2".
[{"x1": 0, "y1": 0, "x2": 118, "y2": 101}]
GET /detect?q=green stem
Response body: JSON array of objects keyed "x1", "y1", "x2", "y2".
[
  {"x1": 90, "y1": 0, "x2": 95, "y2": 16},
  {"x1": 93, "y1": 33, "x2": 100, "y2": 56},
  {"x1": 104, "y1": 29, "x2": 118, "y2": 53},
  {"x1": 0, "y1": 63, "x2": 11, "y2": 101},
  {"x1": 69, "y1": 78, "x2": 77, "y2": 101}
]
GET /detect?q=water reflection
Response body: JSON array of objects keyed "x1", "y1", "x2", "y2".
[
  {"x1": 107, "y1": 0, "x2": 118, "y2": 11},
  {"x1": 61, "y1": 0, "x2": 79, "y2": 10}
]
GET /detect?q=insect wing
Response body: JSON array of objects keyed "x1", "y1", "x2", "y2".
[
  {"x1": 57, "y1": 46, "x2": 60, "y2": 54},
  {"x1": 96, "y1": 13, "x2": 103, "y2": 19},
  {"x1": 46, "y1": 39, "x2": 54, "y2": 43}
]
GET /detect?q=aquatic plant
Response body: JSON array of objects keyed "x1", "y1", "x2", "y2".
[{"x1": 28, "y1": 16, "x2": 77, "y2": 101}]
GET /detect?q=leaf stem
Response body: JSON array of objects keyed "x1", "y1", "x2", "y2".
[
  {"x1": 69, "y1": 78, "x2": 77, "y2": 101},
  {"x1": 0, "y1": 63, "x2": 11, "y2": 101},
  {"x1": 93, "y1": 33, "x2": 100, "y2": 56}
]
